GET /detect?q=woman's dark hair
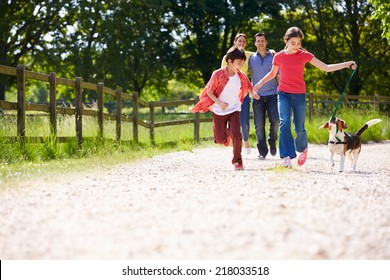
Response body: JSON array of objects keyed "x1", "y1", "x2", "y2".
[{"x1": 234, "y1": 33, "x2": 247, "y2": 42}]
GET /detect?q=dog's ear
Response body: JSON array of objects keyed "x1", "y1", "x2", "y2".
[
  {"x1": 340, "y1": 120, "x2": 348, "y2": 129},
  {"x1": 319, "y1": 121, "x2": 329, "y2": 129}
]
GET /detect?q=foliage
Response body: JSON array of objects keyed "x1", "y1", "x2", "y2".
[
  {"x1": 271, "y1": 0, "x2": 390, "y2": 97},
  {"x1": 369, "y1": 0, "x2": 390, "y2": 41},
  {"x1": 1, "y1": 0, "x2": 389, "y2": 102},
  {"x1": 167, "y1": 0, "x2": 282, "y2": 86}
]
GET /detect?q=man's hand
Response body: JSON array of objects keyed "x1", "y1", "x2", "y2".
[{"x1": 252, "y1": 93, "x2": 260, "y2": 100}]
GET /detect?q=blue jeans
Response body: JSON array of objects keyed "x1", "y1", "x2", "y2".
[
  {"x1": 252, "y1": 94, "x2": 280, "y2": 157},
  {"x1": 278, "y1": 91, "x2": 307, "y2": 159},
  {"x1": 240, "y1": 94, "x2": 250, "y2": 141}
]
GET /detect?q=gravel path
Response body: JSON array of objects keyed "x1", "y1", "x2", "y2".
[{"x1": 1, "y1": 142, "x2": 389, "y2": 259}]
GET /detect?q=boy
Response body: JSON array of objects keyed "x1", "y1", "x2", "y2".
[{"x1": 192, "y1": 48, "x2": 257, "y2": 170}]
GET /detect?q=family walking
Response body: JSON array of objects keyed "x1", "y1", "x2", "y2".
[{"x1": 192, "y1": 26, "x2": 357, "y2": 170}]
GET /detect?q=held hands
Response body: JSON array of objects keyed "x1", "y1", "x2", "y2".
[{"x1": 252, "y1": 92, "x2": 260, "y2": 100}]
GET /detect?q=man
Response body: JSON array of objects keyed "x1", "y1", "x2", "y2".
[{"x1": 248, "y1": 32, "x2": 280, "y2": 159}]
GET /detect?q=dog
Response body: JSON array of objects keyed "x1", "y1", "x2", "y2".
[{"x1": 320, "y1": 117, "x2": 382, "y2": 172}]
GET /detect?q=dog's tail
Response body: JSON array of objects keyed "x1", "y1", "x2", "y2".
[{"x1": 355, "y1": 119, "x2": 382, "y2": 136}]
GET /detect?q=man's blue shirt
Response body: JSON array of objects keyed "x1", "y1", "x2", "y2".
[{"x1": 248, "y1": 50, "x2": 278, "y2": 97}]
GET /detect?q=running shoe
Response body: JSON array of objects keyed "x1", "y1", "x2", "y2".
[
  {"x1": 298, "y1": 147, "x2": 308, "y2": 166},
  {"x1": 283, "y1": 156, "x2": 292, "y2": 168},
  {"x1": 233, "y1": 162, "x2": 244, "y2": 171}
]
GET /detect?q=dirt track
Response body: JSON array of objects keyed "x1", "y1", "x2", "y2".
[{"x1": 1, "y1": 142, "x2": 389, "y2": 259}]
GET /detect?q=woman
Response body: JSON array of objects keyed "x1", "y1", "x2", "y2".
[{"x1": 253, "y1": 27, "x2": 357, "y2": 167}]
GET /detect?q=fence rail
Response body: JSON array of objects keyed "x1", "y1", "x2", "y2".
[{"x1": 1, "y1": 64, "x2": 389, "y2": 147}]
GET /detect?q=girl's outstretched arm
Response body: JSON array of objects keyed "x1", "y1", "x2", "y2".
[
  {"x1": 253, "y1": 65, "x2": 279, "y2": 92},
  {"x1": 310, "y1": 57, "x2": 357, "y2": 72}
]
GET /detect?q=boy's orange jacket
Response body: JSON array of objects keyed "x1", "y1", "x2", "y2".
[{"x1": 191, "y1": 67, "x2": 253, "y2": 113}]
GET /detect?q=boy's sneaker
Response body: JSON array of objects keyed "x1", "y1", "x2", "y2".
[
  {"x1": 224, "y1": 137, "x2": 231, "y2": 146},
  {"x1": 283, "y1": 156, "x2": 292, "y2": 168},
  {"x1": 257, "y1": 155, "x2": 265, "y2": 160},
  {"x1": 298, "y1": 147, "x2": 308, "y2": 166},
  {"x1": 233, "y1": 162, "x2": 244, "y2": 171}
]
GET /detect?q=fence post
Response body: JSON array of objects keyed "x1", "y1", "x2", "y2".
[
  {"x1": 132, "y1": 91, "x2": 139, "y2": 143},
  {"x1": 149, "y1": 102, "x2": 155, "y2": 145},
  {"x1": 75, "y1": 77, "x2": 83, "y2": 148},
  {"x1": 97, "y1": 82, "x2": 104, "y2": 140},
  {"x1": 194, "y1": 96, "x2": 200, "y2": 143},
  {"x1": 374, "y1": 95, "x2": 378, "y2": 111},
  {"x1": 17, "y1": 64, "x2": 26, "y2": 147},
  {"x1": 116, "y1": 87, "x2": 122, "y2": 142},
  {"x1": 49, "y1": 72, "x2": 57, "y2": 139}
]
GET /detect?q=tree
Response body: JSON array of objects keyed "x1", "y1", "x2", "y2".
[
  {"x1": 167, "y1": 0, "x2": 282, "y2": 87},
  {"x1": 280, "y1": 0, "x2": 390, "y2": 96},
  {"x1": 0, "y1": 0, "x2": 74, "y2": 100},
  {"x1": 369, "y1": 0, "x2": 390, "y2": 41},
  {"x1": 96, "y1": 0, "x2": 178, "y2": 98}
]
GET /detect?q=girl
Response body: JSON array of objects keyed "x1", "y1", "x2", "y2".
[{"x1": 253, "y1": 27, "x2": 357, "y2": 167}]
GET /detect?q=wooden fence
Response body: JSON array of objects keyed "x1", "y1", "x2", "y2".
[
  {"x1": 1, "y1": 64, "x2": 389, "y2": 147},
  {"x1": 0, "y1": 64, "x2": 209, "y2": 147}
]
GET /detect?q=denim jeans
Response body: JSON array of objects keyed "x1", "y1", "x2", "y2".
[
  {"x1": 240, "y1": 94, "x2": 250, "y2": 142},
  {"x1": 252, "y1": 94, "x2": 280, "y2": 157},
  {"x1": 277, "y1": 91, "x2": 307, "y2": 159}
]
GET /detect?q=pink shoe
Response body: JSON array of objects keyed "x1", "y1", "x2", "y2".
[
  {"x1": 298, "y1": 147, "x2": 308, "y2": 166},
  {"x1": 233, "y1": 162, "x2": 244, "y2": 171}
]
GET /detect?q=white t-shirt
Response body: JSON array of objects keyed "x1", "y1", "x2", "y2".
[{"x1": 211, "y1": 73, "x2": 242, "y2": 115}]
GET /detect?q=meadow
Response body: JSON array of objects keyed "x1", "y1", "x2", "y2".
[{"x1": 0, "y1": 106, "x2": 389, "y2": 186}]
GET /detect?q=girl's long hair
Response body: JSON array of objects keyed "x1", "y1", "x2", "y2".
[{"x1": 283, "y1": 27, "x2": 306, "y2": 50}]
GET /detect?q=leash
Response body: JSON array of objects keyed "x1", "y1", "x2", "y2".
[{"x1": 330, "y1": 64, "x2": 358, "y2": 122}]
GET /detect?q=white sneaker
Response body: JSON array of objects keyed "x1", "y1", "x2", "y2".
[
  {"x1": 244, "y1": 141, "x2": 251, "y2": 155},
  {"x1": 283, "y1": 156, "x2": 292, "y2": 168}
]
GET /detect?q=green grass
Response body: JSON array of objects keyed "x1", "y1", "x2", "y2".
[{"x1": 0, "y1": 107, "x2": 389, "y2": 187}]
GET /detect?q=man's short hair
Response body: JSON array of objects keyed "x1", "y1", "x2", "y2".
[
  {"x1": 254, "y1": 32, "x2": 268, "y2": 41},
  {"x1": 225, "y1": 47, "x2": 246, "y2": 63}
]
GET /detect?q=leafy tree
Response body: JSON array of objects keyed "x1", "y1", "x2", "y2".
[
  {"x1": 369, "y1": 0, "x2": 390, "y2": 41},
  {"x1": 167, "y1": 0, "x2": 282, "y2": 87},
  {"x1": 0, "y1": 0, "x2": 74, "y2": 100},
  {"x1": 277, "y1": 0, "x2": 390, "y2": 96},
  {"x1": 96, "y1": 0, "x2": 178, "y2": 99}
]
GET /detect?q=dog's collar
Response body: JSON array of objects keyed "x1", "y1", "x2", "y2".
[{"x1": 329, "y1": 140, "x2": 347, "y2": 144}]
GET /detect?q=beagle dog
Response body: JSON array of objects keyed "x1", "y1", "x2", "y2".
[{"x1": 320, "y1": 117, "x2": 382, "y2": 172}]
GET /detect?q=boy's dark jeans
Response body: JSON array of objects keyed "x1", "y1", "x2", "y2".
[{"x1": 212, "y1": 111, "x2": 243, "y2": 165}]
